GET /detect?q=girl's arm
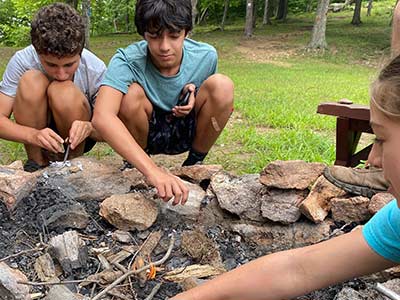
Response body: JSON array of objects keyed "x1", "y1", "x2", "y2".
[{"x1": 171, "y1": 229, "x2": 395, "y2": 300}]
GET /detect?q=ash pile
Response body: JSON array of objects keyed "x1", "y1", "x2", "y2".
[{"x1": 0, "y1": 158, "x2": 399, "y2": 300}]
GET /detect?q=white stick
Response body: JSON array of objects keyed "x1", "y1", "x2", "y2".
[{"x1": 375, "y1": 283, "x2": 400, "y2": 300}]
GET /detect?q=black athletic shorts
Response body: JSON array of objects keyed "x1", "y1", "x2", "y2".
[{"x1": 145, "y1": 107, "x2": 196, "y2": 155}]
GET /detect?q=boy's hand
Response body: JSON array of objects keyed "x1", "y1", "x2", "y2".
[
  {"x1": 172, "y1": 83, "x2": 196, "y2": 118},
  {"x1": 69, "y1": 120, "x2": 93, "y2": 150},
  {"x1": 32, "y1": 128, "x2": 64, "y2": 153},
  {"x1": 147, "y1": 168, "x2": 189, "y2": 205}
]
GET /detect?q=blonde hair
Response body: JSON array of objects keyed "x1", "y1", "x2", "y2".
[{"x1": 371, "y1": 56, "x2": 400, "y2": 118}]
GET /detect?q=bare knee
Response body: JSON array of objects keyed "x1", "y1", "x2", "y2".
[
  {"x1": 201, "y1": 74, "x2": 234, "y2": 109},
  {"x1": 119, "y1": 83, "x2": 152, "y2": 120},
  {"x1": 47, "y1": 81, "x2": 89, "y2": 115},
  {"x1": 16, "y1": 70, "x2": 49, "y2": 106}
]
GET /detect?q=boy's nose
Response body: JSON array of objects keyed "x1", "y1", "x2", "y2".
[{"x1": 55, "y1": 69, "x2": 69, "y2": 81}]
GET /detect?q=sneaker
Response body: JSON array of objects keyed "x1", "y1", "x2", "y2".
[
  {"x1": 323, "y1": 165, "x2": 389, "y2": 198},
  {"x1": 23, "y1": 159, "x2": 46, "y2": 172}
]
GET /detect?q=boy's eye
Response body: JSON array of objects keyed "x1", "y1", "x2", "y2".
[
  {"x1": 64, "y1": 63, "x2": 74, "y2": 67},
  {"x1": 374, "y1": 137, "x2": 384, "y2": 145}
]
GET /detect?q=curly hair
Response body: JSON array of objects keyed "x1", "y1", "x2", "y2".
[{"x1": 31, "y1": 3, "x2": 85, "y2": 57}]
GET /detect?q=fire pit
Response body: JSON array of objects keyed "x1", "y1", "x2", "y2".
[{"x1": 0, "y1": 158, "x2": 398, "y2": 300}]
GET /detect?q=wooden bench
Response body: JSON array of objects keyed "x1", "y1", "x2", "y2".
[{"x1": 317, "y1": 100, "x2": 372, "y2": 167}]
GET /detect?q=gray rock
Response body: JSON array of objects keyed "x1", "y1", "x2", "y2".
[
  {"x1": 40, "y1": 157, "x2": 148, "y2": 202},
  {"x1": 230, "y1": 220, "x2": 331, "y2": 253},
  {"x1": 44, "y1": 285, "x2": 79, "y2": 300},
  {"x1": 369, "y1": 192, "x2": 395, "y2": 214},
  {"x1": 259, "y1": 160, "x2": 325, "y2": 190},
  {"x1": 171, "y1": 164, "x2": 223, "y2": 184},
  {"x1": 34, "y1": 253, "x2": 57, "y2": 282},
  {"x1": 261, "y1": 189, "x2": 308, "y2": 224},
  {"x1": 0, "y1": 262, "x2": 30, "y2": 300},
  {"x1": 334, "y1": 287, "x2": 365, "y2": 300},
  {"x1": 331, "y1": 196, "x2": 371, "y2": 223},
  {"x1": 100, "y1": 193, "x2": 158, "y2": 231},
  {"x1": 158, "y1": 180, "x2": 206, "y2": 221},
  {"x1": 181, "y1": 230, "x2": 223, "y2": 268},
  {"x1": 211, "y1": 172, "x2": 264, "y2": 222},
  {"x1": 0, "y1": 162, "x2": 38, "y2": 210},
  {"x1": 40, "y1": 201, "x2": 89, "y2": 232},
  {"x1": 300, "y1": 175, "x2": 346, "y2": 223},
  {"x1": 112, "y1": 230, "x2": 133, "y2": 243}
]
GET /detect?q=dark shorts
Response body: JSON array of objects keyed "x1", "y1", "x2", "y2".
[
  {"x1": 48, "y1": 117, "x2": 96, "y2": 153},
  {"x1": 145, "y1": 107, "x2": 196, "y2": 155}
]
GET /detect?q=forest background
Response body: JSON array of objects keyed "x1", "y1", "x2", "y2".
[{"x1": 0, "y1": 0, "x2": 395, "y2": 174}]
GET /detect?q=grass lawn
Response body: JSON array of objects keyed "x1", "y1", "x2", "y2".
[{"x1": 0, "y1": 2, "x2": 393, "y2": 174}]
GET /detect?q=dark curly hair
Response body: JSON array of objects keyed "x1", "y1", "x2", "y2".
[
  {"x1": 31, "y1": 3, "x2": 85, "y2": 57},
  {"x1": 135, "y1": 0, "x2": 192, "y2": 36}
]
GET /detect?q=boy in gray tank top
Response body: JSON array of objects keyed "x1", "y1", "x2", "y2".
[{"x1": 0, "y1": 3, "x2": 106, "y2": 172}]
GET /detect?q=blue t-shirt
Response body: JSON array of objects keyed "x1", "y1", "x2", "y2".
[
  {"x1": 363, "y1": 199, "x2": 400, "y2": 263},
  {"x1": 102, "y1": 38, "x2": 218, "y2": 111}
]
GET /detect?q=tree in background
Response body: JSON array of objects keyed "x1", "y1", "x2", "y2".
[
  {"x1": 276, "y1": 0, "x2": 288, "y2": 21},
  {"x1": 367, "y1": 0, "x2": 373, "y2": 16},
  {"x1": 192, "y1": 0, "x2": 199, "y2": 27},
  {"x1": 263, "y1": 0, "x2": 272, "y2": 25},
  {"x1": 81, "y1": 0, "x2": 90, "y2": 49},
  {"x1": 351, "y1": 0, "x2": 362, "y2": 25},
  {"x1": 221, "y1": 0, "x2": 230, "y2": 30},
  {"x1": 308, "y1": 0, "x2": 329, "y2": 49},
  {"x1": 244, "y1": 0, "x2": 255, "y2": 36}
]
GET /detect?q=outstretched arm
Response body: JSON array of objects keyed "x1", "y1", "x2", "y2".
[
  {"x1": 92, "y1": 86, "x2": 189, "y2": 205},
  {"x1": 172, "y1": 229, "x2": 395, "y2": 300},
  {"x1": 0, "y1": 92, "x2": 63, "y2": 153}
]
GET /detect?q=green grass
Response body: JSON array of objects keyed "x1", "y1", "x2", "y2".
[{"x1": 0, "y1": 2, "x2": 393, "y2": 173}]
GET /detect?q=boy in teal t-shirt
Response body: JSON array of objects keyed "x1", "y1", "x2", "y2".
[{"x1": 93, "y1": 0, "x2": 234, "y2": 205}]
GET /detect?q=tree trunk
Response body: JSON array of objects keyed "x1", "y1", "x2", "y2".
[
  {"x1": 367, "y1": 0, "x2": 372, "y2": 16},
  {"x1": 306, "y1": 0, "x2": 313, "y2": 12},
  {"x1": 221, "y1": 0, "x2": 230, "y2": 31},
  {"x1": 308, "y1": 0, "x2": 329, "y2": 49},
  {"x1": 276, "y1": 0, "x2": 288, "y2": 21},
  {"x1": 263, "y1": 0, "x2": 272, "y2": 24},
  {"x1": 125, "y1": 0, "x2": 130, "y2": 32},
  {"x1": 81, "y1": 0, "x2": 90, "y2": 49},
  {"x1": 351, "y1": 0, "x2": 362, "y2": 25},
  {"x1": 244, "y1": 0, "x2": 254, "y2": 37},
  {"x1": 197, "y1": 7, "x2": 208, "y2": 25},
  {"x1": 252, "y1": 1, "x2": 257, "y2": 28},
  {"x1": 191, "y1": 0, "x2": 198, "y2": 27}
]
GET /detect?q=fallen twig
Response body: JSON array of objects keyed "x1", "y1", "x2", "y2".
[
  {"x1": 0, "y1": 246, "x2": 46, "y2": 262},
  {"x1": 18, "y1": 279, "x2": 99, "y2": 286},
  {"x1": 91, "y1": 233, "x2": 175, "y2": 300},
  {"x1": 374, "y1": 283, "x2": 400, "y2": 300},
  {"x1": 145, "y1": 282, "x2": 162, "y2": 300}
]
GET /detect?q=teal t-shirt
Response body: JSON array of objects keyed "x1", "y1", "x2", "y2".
[
  {"x1": 102, "y1": 38, "x2": 218, "y2": 111},
  {"x1": 363, "y1": 199, "x2": 400, "y2": 263}
]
